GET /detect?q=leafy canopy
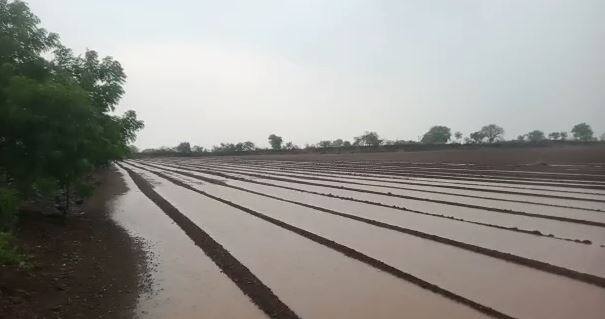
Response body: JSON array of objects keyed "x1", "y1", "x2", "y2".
[
  {"x1": 0, "y1": 0, "x2": 144, "y2": 198},
  {"x1": 421, "y1": 126, "x2": 451, "y2": 144}
]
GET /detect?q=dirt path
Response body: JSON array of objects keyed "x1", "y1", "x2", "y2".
[{"x1": 0, "y1": 168, "x2": 145, "y2": 319}]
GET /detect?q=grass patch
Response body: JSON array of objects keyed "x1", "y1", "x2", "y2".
[{"x1": 0, "y1": 232, "x2": 28, "y2": 267}]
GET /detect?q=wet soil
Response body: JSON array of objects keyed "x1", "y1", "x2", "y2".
[
  {"x1": 132, "y1": 162, "x2": 605, "y2": 287},
  {"x1": 128, "y1": 161, "x2": 605, "y2": 319},
  {"x1": 122, "y1": 163, "x2": 496, "y2": 319},
  {"x1": 230, "y1": 145, "x2": 605, "y2": 166},
  {"x1": 118, "y1": 163, "x2": 300, "y2": 319},
  {"x1": 0, "y1": 168, "x2": 145, "y2": 319}
]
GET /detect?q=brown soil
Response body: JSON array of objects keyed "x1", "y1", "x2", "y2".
[
  {"x1": 149, "y1": 161, "x2": 605, "y2": 228},
  {"x1": 132, "y1": 161, "x2": 605, "y2": 289},
  {"x1": 124, "y1": 162, "x2": 518, "y2": 319},
  {"x1": 117, "y1": 163, "x2": 300, "y2": 319},
  {"x1": 0, "y1": 168, "x2": 145, "y2": 319},
  {"x1": 232, "y1": 144, "x2": 605, "y2": 165}
]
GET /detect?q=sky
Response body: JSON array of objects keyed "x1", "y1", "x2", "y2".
[{"x1": 27, "y1": 0, "x2": 605, "y2": 149}]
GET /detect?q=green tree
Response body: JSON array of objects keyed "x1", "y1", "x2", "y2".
[
  {"x1": 353, "y1": 131, "x2": 382, "y2": 147},
  {"x1": 526, "y1": 130, "x2": 546, "y2": 142},
  {"x1": 317, "y1": 140, "x2": 332, "y2": 148},
  {"x1": 421, "y1": 126, "x2": 451, "y2": 144},
  {"x1": 571, "y1": 123, "x2": 594, "y2": 141},
  {"x1": 548, "y1": 132, "x2": 561, "y2": 140},
  {"x1": 560, "y1": 132, "x2": 568, "y2": 140},
  {"x1": 479, "y1": 124, "x2": 504, "y2": 143},
  {"x1": 0, "y1": 0, "x2": 144, "y2": 216},
  {"x1": 176, "y1": 142, "x2": 191, "y2": 153},
  {"x1": 283, "y1": 142, "x2": 298, "y2": 150},
  {"x1": 268, "y1": 134, "x2": 283, "y2": 150},
  {"x1": 331, "y1": 139, "x2": 344, "y2": 147},
  {"x1": 454, "y1": 131, "x2": 463, "y2": 142},
  {"x1": 469, "y1": 131, "x2": 486, "y2": 143}
]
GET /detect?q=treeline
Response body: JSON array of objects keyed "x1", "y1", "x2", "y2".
[
  {"x1": 0, "y1": 1, "x2": 143, "y2": 233},
  {"x1": 140, "y1": 122, "x2": 603, "y2": 157}
]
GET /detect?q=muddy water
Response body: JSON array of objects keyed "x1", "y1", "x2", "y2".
[
  {"x1": 177, "y1": 163, "x2": 605, "y2": 218},
  {"x1": 247, "y1": 164, "x2": 605, "y2": 196},
  {"x1": 108, "y1": 165, "x2": 266, "y2": 319},
  {"x1": 251, "y1": 177, "x2": 605, "y2": 243},
  {"x1": 216, "y1": 177, "x2": 605, "y2": 277},
  {"x1": 121, "y1": 163, "x2": 487, "y2": 319},
  {"x1": 230, "y1": 161, "x2": 605, "y2": 188},
  {"x1": 227, "y1": 159, "x2": 605, "y2": 179},
  {"x1": 179, "y1": 161, "x2": 605, "y2": 200},
  {"x1": 186, "y1": 164, "x2": 605, "y2": 224},
  {"x1": 240, "y1": 164, "x2": 605, "y2": 204},
  {"x1": 171, "y1": 159, "x2": 605, "y2": 198},
  {"x1": 194, "y1": 159, "x2": 605, "y2": 184},
  {"x1": 149, "y1": 163, "x2": 605, "y2": 246},
  {"x1": 137, "y1": 165, "x2": 605, "y2": 319}
]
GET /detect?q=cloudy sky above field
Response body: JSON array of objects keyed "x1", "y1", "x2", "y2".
[{"x1": 28, "y1": 0, "x2": 605, "y2": 148}]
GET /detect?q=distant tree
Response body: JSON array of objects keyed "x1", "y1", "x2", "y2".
[
  {"x1": 548, "y1": 132, "x2": 561, "y2": 140},
  {"x1": 516, "y1": 135, "x2": 526, "y2": 142},
  {"x1": 571, "y1": 123, "x2": 594, "y2": 141},
  {"x1": 479, "y1": 124, "x2": 504, "y2": 143},
  {"x1": 601, "y1": 133, "x2": 605, "y2": 141},
  {"x1": 176, "y1": 142, "x2": 191, "y2": 153},
  {"x1": 383, "y1": 140, "x2": 395, "y2": 146},
  {"x1": 192, "y1": 145, "x2": 205, "y2": 152},
  {"x1": 268, "y1": 134, "x2": 283, "y2": 150},
  {"x1": 283, "y1": 142, "x2": 299, "y2": 150},
  {"x1": 454, "y1": 131, "x2": 463, "y2": 142},
  {"x1": 332, "y1": 139, "x2": 344, "y2": 147},
  {"x1": 526, "y1": 130, "x2": 546, "y2": 142},
  {"x1": 241, "y1": 141, "x2": 255, "y2": 151},
  {"x1": 421, "y1": 126, "x2": 451, "y2": 144},
  {"x1": 317, "y1": 140, "x2": 332, "y2": 148},
  {"x1": 353, "y1": 131, "x2": 382, "y2": 147},
  {"x1": 469, "y1": 131, "x2": 486, "y2": 143},
  {"x1": 560, "y1": 132, "x2": 568, "y2": 140},
  {"x1": 342, "y1": 141, "x2": 352, "y2": 147},
  {"x1": 127, "y1": 145, "x2": 139, "y2": 154}
]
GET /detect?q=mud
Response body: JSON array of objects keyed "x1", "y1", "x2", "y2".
[
  {"x1": 142, "y1": 161, "x2": 601, "y2": 243},
  {"x1": 110, "y1": 165, "x2": 266, "y2": 319},
  {"x1": 118, "y1": 163, "x2": 300, "y2": 319},
  {"x1": 177, "y1": 160, "x2": 605, "y2": 200},
  {"x1": 122, "y1": 163, "x2": 493, "y2": 319},
  {"x1": 165, "y1": 161, "x2": 605, "y2": 213},
  {"x1": 131, "y1": 161, "x2": 605, "y2": 287},
  {"x1": 124, "y1": 163, "x2": 512, "y2": 319},
  {"x1": 148, "y1": 161, "x2": 605, "y2": 228}
]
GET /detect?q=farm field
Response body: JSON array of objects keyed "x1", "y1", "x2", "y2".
[{"x1": 118, "y1": 155, "x2": 605, "y2": 319}]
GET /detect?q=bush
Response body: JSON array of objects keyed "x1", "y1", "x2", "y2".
[
  {"x1": 0, "y1": 187, "x2": 20, "y2": 232},
  {"x1": 0, "y1": 232, "x2": 27, "y2": 266}
]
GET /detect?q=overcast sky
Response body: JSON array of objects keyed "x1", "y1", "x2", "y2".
[{"x1": 28, "y1": 0, "x2": 605, "y2": 149}]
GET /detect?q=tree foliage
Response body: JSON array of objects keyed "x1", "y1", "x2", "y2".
[
  {"x1": 479, "y1": 124, "x2": 504, "y2": 143},
  {"x1": 0, "y1": 0, "x2": 144, "y2": 217},
  {"x1": 571, "y1": 123, "x2": 594, "y2": 141},
  {"x1": 353, "y1": 131, "x2": 382, "y2": 147},
  {"x1": 421, "y1": 126, "x2": 451, "y2": 144},
  {"x1": 547, "y1": 132, "x2": 561, "y2": 140},
  {"x1": 212, "y1": 141, "x2": 256, "y2": 153},
  {"x1": 268, "y1": 134, "x2": 283, "y2": 150},
  {"x1": 526, "y1": 130, "x2": 546, "y2": 142},
  {"x1": 469, "y1": 131, "x2": 486, "y2": 143},
  {"x1": 176, "y1": 142, "x2": 191, "y2": 153}
]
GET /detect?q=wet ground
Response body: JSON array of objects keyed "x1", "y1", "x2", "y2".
[{"x1": 108, "y1": 154, "x2": 605, "y2": 319}]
